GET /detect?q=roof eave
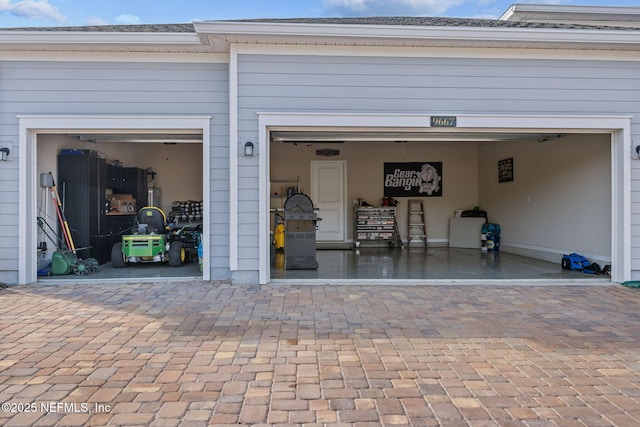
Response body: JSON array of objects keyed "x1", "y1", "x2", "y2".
[
  {"x1": 3, "y1": 22, "x2": 640, "y2": 52},
  {"x1": 500, "y1": 4, "x2": 640, "y2": 22},
  {"x1": 194, "y1": 21, "x2": 640, "y2": 50},
  {"x1": 0, "y1": 30, "x2": 202, "y2": 45}
]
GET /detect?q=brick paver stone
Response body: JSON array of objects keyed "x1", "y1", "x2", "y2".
[{"x1": 0, "y1": 282, "x2": 639, "y2": 426}]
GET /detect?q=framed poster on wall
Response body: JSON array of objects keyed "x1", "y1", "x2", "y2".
[
  {"x1": 498, "y1": 158, "x2": 514, "y2": 183},
  {"x1": 384, "y1": 162, "x2": 442, "y2": 197}
]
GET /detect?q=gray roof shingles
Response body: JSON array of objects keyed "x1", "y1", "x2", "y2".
[
  {"x1": 1, "y1": 23, "x2": 196, "y2": 32},
  {"x1": 0, "y1": 16, "x2": 637, "y2": 32},
  {"x1": 224, "y1": 16, "x2": 638, "y2": 30}
]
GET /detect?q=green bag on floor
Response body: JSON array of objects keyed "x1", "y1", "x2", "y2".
[{"x1": 51, "y1": 251, "x2": 75, "y2": 275}]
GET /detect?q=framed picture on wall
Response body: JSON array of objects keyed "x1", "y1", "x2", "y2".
[{"x1": 498, "y1": 158, "x2": 514, "y2": 183}]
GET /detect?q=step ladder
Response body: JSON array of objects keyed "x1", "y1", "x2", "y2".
[
  {"x1": 393, "y1": 219, "x2": 404, "y2": 250},
  {"x1": 407, "y1": 199, "x2": 427, "y2": 247}
]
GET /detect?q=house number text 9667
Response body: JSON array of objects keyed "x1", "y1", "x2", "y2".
[{"x1": 430, "y1": 116, "x2": 457, "y2": 127}]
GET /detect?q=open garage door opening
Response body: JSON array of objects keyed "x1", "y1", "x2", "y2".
[
  {"x1": 33, "y1": 130, "x2": 205, "y2": 283},
  {"x1": 267, "y1": 126, "x2": 615, "y2": 284}
]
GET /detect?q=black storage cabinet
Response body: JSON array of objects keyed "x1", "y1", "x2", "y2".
[
  {"x1": 109, "y1": 165, "x2": 148, "y2": 206},
  {"x1": 57, "y1": 150, "x2": 112, "y2": 263},
  {"x1": 57, "y1": 151, "x2": 145, "y2": 264}
]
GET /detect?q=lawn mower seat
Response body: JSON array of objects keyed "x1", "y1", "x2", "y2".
[{"x1": 136, "y1": 207, "x2": 167, "y2": 234}]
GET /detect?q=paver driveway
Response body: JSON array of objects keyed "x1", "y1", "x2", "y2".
[{"x1": 0, "y1": 281, "x2": 639, "y2": 426}]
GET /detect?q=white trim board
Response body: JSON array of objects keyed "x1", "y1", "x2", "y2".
[
  {"x1": 255, "y1": 112, "x2": 631, "y2": 285},
  {"x1": 229, "y1": 46, "x2": 239, "y2": 272},
  {"x1": 2, "y1": 51, "x2": 229, "y2": 63},
  {"x1": 0, "y1": 31, "x2": 201, "y2": 46},
  {"x1": 234, "y1": 43, "x2": 640, "y2": 62},
  {"x1": 18, "y1": 115, "x2": 212, "y2": 285},
  {"x1": 501, "y1": 243, "x2": 612, "y2": 265},
  {"x1": 196, "y1": 21, "x2": 640, "y2": 49}
]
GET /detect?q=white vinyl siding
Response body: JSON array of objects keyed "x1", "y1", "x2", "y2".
[{"x1": 0, "y1": 61, "x2": 230, "y2": 282}]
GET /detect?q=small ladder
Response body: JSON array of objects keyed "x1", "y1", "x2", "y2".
[
  {"x1": 393, "y1": 218, "x2": 404, "y2": 250},
  {"x1": 407, "y1": 199, "x2": 427, "y2": 247}
]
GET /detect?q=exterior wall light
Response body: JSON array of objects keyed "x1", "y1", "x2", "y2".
[
  {"x1": 244, "y1": 141, "x2": 254, "y2": 157},
  {"x1": 0, "y1": 147, "x2": 9, "y2": 162}
]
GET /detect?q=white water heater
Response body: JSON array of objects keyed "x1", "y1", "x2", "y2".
[{"x1": 147, "y1": 188, "x2": 161, "y2": 208}]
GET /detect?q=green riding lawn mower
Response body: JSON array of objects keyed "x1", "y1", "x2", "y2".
[{"x1": 111, "y1": 206, "x2": 201, "y2": 268}]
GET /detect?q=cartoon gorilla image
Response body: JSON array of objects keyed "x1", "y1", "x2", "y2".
[{"x1": 418, "y1": 163, "x2": 441, "y2": 195}]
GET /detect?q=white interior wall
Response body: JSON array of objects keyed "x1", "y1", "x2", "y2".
[
  {"x1": 270, "y1": 140, "x2": 479, "y2": 243},
  {"x1": 270, "y1": 134, "x2": 612, "y2": 264},
  {"x1": 478, "y1": 134, "x2": 611, "y2": 263},
  {"x1": 132, "y1": 143, "x2": 204, "y2": 213}
]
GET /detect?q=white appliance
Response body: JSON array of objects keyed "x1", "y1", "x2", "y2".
[{"x1": 147, "y1": 188, "x2": 161, "y2": 208}]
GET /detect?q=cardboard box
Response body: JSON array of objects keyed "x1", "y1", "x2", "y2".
[{"x1": 109, "y1": 194, "x2": 136, "y2": 215}]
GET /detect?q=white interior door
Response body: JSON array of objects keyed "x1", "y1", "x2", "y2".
[{"x1": 311, "y1": 160, "x2": 346, "y2": 242}]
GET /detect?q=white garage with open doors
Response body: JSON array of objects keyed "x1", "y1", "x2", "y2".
[{"x1": 2, "y1": 4, "x2": 640, "y2": 286}]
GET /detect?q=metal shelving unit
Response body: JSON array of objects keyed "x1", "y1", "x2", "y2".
[
  {"x1": 354, "y1": 206, "x2": 402, "y2": 248},
  {"x1": 270, "y1": 177, "x2": 300, "y2": 209}
]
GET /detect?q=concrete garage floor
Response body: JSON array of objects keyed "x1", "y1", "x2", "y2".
[
  {"x1": 271, "y1": 248, "x2": 609, "y2": 283},
  {"x1": 38, "y1": 248, "x2": 607, "y2": 284},
  {"x1": 39, "y1": 259, "x2": 202, "y2": 283}
]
